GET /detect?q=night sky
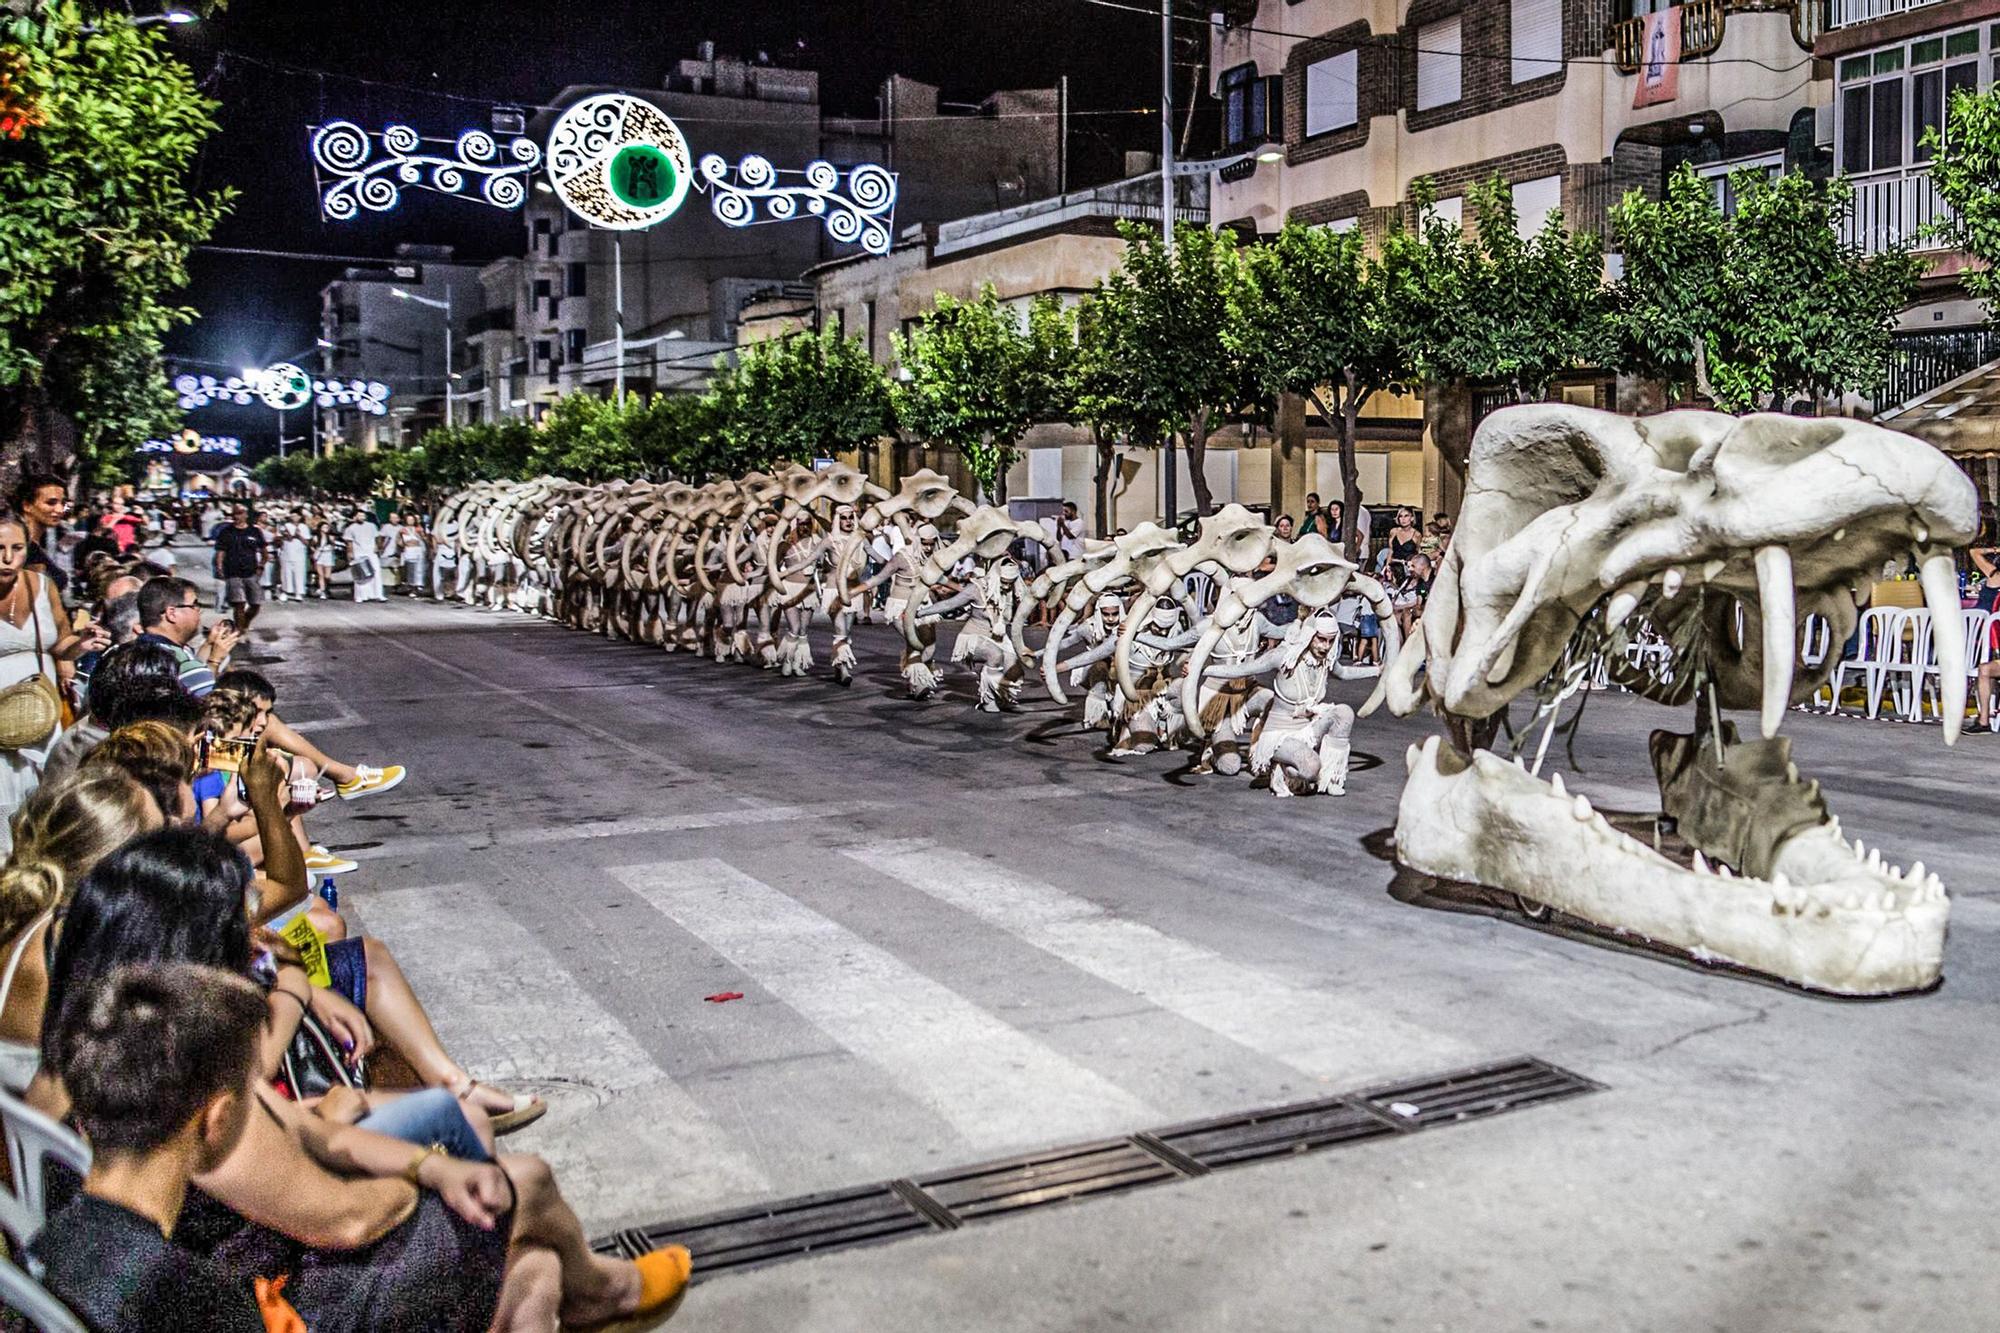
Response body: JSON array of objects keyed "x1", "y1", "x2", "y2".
[{"x1": 164, "y1": 0, "x2": 1188, "y2": 449}]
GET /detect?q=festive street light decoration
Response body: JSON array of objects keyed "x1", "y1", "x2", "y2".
[
  {"x1": 175, "y1": 367, "x2": 390, "y2": 416},
  {"x1": 311, "y1": 93, "x2": 898, "y2": 253},
  {"x1": 697, "y1": 154, "x2": 898, "y2": 255},
  {"x1": 544, "y1": 93, "x2": 693, "y2": 231},
  {"x1": 138, "y1": 430, "x2": 241, "y2": 456},
  {"x1": 311, "y1": 119, "x2": 542, "y2": 220}
]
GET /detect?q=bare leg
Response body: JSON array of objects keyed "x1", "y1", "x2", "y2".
[
  {"x1": 264, "y1": 714, "x2": 359, "y2": 786},
  {"x1": 489, "y1": 1244, "x2": 563, "y2": 1333},
  {"x1": 500, "y1": 1155, "x2": 643, "y2": 1326},
  {"x1": 357, "y1": 938, "x2": 513, "y2": 1116}
]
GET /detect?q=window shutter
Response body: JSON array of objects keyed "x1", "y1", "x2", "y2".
[
  {"x1": 1305, "y1": 50, "x2": 1358, "y2": 137},
  {"x1": 1511, "y1": 0, "x2": 1562, "y2": 84},
  {"x1": 1417, "y1": 18, "x2": 1462, "y2": 111},
  {"x1": 1513, "y1": 175, "x2": 1563, "y2": 236}
]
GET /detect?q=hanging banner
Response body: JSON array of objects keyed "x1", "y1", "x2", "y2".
[{"x1": 1634, "y1": 7, "x2": 1681, "y2": 109}]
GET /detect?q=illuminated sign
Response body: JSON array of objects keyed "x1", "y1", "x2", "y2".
[
  {"x1": 175, "y1": 369, "x2": 389, "y2": 416},
  {"x1": 545, "y1": 93, "x2": 694, "y2": 231},
  {"x1": 139, "y1": 430, "x2": 242, "y2": 456},
  {"x1": 312, "y1": 121, "x2": 542, "y2": 219},
  {"x1": 310, "y1": 95, "x2": 899, "y2": 254}
]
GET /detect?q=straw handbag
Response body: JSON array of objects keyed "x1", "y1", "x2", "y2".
[{"x1": 0, "y1": 577, "x2": 60, "y2": 750}]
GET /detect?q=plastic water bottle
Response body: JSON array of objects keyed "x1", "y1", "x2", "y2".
[{"x1": 318, "y1": 876, "x2": 338, "y2": 911}]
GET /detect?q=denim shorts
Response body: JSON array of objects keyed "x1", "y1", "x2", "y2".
[
  {"x1": 324, "y1": 937, "x2": 367, "y2": 1011},
  {"x1": 356, "y1": 1087, "x2": 491, "y2": 1163}
]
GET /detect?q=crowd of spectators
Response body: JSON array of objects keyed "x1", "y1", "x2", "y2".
[{"x1": 0, "y1": 476, "x2": 694, "y2": 1330}]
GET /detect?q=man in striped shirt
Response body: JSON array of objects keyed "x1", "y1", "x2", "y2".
[{"x1": 134, "y1": 576, "x2": 237, "y2": 698}]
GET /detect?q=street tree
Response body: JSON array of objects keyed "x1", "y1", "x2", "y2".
[
  {"x1": 1072, "y1": 274, "x2": 1166, "y2": 536},
  {"x1": 1113, "y1": 220, "x2": 1261, "y2": 519},
  {"x1": 1228, "y1": 221, "x2": 1407, "y2": 534},
  {"x1": 895, "y1": 286, "x2": 1072, "y2": 502},
  {"x1": 1924, "y1": 86, "x2": 2000, "y2": 314},
  {"x1": 0, "y1": 3, "x2": 232, "y2": 477},
  {"x1": 711, "y1": 330, "x2": 895, "y2": 474},
  {"x1": 1382, "y1": 177, "x2": 1610, "y2": 480},
  {"x1": 1612, "y1": 165, "x2": 1922, "y2": 412}
]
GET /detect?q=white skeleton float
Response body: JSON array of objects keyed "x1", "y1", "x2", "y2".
[
  {"x1": 1375, "y1": 405, "x2": 1977, "y2": 996},
  {"x1": 432, "y1": 472, "x2": 1392, "y2": 796}
]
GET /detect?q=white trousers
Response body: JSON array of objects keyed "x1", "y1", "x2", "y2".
[{"x1": 280, "y1": 550, "x2": 308, "y2": 598}]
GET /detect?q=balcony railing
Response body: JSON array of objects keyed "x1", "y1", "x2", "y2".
[
  {"x1": 1841, "y1": 165, "x2": 1952, "y2": 255},
  {"x1": 1872, "y1": 325, "x2": 2000, "y2": 412},
  {"x1": 1829, "y1": 0, "x2": 1949, "y2": 29}
]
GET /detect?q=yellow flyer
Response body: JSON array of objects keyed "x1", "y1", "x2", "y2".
[{"x1": 280, "y1": 913, "x2": 332, "y2": 989}]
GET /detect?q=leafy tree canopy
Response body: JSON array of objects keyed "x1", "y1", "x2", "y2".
[
  {"x1": 0, "y1": 3, "x2": 231, "y2": 476},
  {"x1": 895, "y1": 286, "x2": 1073, "y2": 495},
  {"x1": 1612, "y1": 165, "x2": 1921, "y2": 411}
]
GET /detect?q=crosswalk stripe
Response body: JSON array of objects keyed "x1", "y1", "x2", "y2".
[
  {"x1": 846, "y1": 841, "x2": 1472, "y2": 1084},
  {"x1": 358, "y1": 882, "x2": 770, "y2": 1226},
  {"x1": 611, "y1": 858, "x2": 1155, "y2": 1152}
]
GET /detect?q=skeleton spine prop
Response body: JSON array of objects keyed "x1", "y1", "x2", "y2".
[
  {"x1": 432, "y1": 473, "x2": 1384, "y2": 797},
  {"x1": 1377, "y1": 406, "x2": 1975, "y2": 997}
]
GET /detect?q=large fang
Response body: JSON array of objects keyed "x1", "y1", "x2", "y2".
[
  {"x1": 1661, "y1": 567, "x2": 1685, "y2": 599},
  {"x1": 1755, "y1": 545, "x2": 1795, "y2": 740},
  {"x1": 1920, "y1": 550, "x2": 1965, "y2": 745},
  {"x1": 1604, "y1": 581, "x2": 1647, "y2": 631}
]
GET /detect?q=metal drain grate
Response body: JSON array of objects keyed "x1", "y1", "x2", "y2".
[{"x1": 594, "y1": 1056, "x2": 1599, "y2": 1280}]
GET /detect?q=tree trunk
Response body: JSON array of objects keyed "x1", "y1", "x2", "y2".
[
  {"x1": 987, "y1": 432, "x2": 1009, "y2": 505},
  {"x1": 1091, "y1": 426, "x2": 1114, "y2": 538},
  {"x1": 1183, "y1": 410, "x2": 1215, "y2": 519},
  {"x1": 1308, "y1": 380, "x2": 1364, "y2": 551}
]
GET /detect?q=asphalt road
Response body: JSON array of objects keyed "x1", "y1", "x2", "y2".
[{"x1": 257, "y1": 586, "x2": 2000, "y2": 1332}]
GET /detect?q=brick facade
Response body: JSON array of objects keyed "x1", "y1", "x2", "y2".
[
  {"x1": 1395, "y1": 0, "x2": 1606, "y2": 135},
  {"x1": 1402, "y1": 143, "x2": 1570, "y2": 222}
]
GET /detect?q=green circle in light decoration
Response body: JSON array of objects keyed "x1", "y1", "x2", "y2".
[{"x1": 610, "y1": 144, "x2": 677, "y2": 209}]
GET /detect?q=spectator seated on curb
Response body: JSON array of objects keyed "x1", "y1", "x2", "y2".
[
  {"x1": 45, "y1": 641, "x2": 189, "y2": 788},
  {"x1": 0, "y1": 773, "x2": 162, "y2": 1092},
  {"x1": 215, "y1": 668, "x2": 405, "y2": 803},
  {"x1": 29, "y1": 828, "x2": 686, "y2": 1333},
  {"x1": 133, "y1": 577, "x2": 236, "y2": 699},
  {"x1": 30, "y1": 963, "x2": 274, "y2": 1332}
]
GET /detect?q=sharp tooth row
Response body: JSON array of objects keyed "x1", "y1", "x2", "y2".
[{"x1": 1571, "y1": 794, "x2": 1593, "y2": 821}]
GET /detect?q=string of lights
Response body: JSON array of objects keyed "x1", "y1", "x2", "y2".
[{"x1": 213, "y1": 48, "x2": 1162, "y2": 125}]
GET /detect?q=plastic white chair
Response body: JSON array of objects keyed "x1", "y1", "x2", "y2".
[
  {"x1": 0, "y1": 1253, "x2": 84, "y2": 1332},
  {"x1": 1826, "y1": 607, "x2": 1905, "y2": 718},
  {"x1": 1884, "y1": 610, "x2": 1934, "y2": 721},
  {"x1": 1920, "y1": 608, "x2": 1990, "y2": 724},
  {"x1": 0, "y1": 1086, "x2": 89, "y2": 1263},
  {"x1": 1802, "y1": 615, "x2": 1833, "y2": 709}
]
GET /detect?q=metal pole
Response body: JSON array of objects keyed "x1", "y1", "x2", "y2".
[
  {"x1": 614, "y1": 233, "x2": 626, "y2": 403},
  {"x1": 277, "y1": 407, "x2": 286, "y2": 459},
  {"x1": 1160, "y1": 0, "x2": 1174, "y2": 254},
  {"x1": 1159, "y1": 0, "x2": 1179, "y2": 528},
  {"x1": 444, "y1": 289, "x2": 455, "y2": 429},
  {"x1": 1058, "y1": 74, "x2": 1069, "y2": 195}
]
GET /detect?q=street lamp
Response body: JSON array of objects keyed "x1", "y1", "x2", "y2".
[
  {"x1": 138, "y1": 10, "x2": 199, "y2": 25},
  {"x1": 392, "y1": 286, "x2": 455, "y2": 429}
]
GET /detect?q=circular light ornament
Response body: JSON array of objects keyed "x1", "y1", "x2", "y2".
[
  {"x1": 258, "y1": 362, "x2": 313, "y2": 411},
  {"x1": 545, "y1": 94, "x2": 692, "y2": 230}
]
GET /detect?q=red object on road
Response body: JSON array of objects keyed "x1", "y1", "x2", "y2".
[{"x1": 704, "y1": 991, "x2": 745, "y2": 1003}]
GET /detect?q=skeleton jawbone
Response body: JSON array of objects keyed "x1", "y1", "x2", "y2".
[{"x1": 1393, "y1": 737, "x2": 1946, "y2": 997}]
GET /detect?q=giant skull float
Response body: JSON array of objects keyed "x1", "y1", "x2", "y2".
[{"x1": 1377, "y1": 406, "x2": 1977, "y2": 996}]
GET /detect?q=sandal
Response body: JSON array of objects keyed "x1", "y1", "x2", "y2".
[{"x1": 450, "y1": 1077, "x2": 547, "y2": 1134}]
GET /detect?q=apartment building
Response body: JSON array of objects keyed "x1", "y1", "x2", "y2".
[
  {"x1": 316, "y1": 245, "x2": 483, "y2": 450},
  {"x1": 1828, "y1": 1, "x2": 2000, "y2": 497},
  {"x1": 1207, "y1": 0, "x2": 1833, "y2": 516}
]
